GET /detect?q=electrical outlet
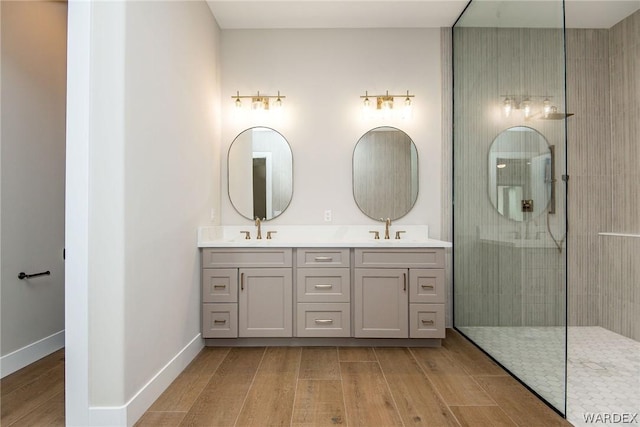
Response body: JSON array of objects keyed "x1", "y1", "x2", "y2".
[
  {"x1": 324, "y1": 209, "x2": 332, "y2": 222},
  {"x1": 210, "y1": 208, "x2": 216, "y2": 221}
]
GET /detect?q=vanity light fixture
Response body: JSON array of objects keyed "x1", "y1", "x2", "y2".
[
  {"x1": 360, "y1": 90, "x2": 415, "y2": 118},
  {"x1": 500, "y1": 94, "x2": 573, "y2": 120},
  {"x1": 232, "y1": 90, "x2": 286, "y2": 111}
]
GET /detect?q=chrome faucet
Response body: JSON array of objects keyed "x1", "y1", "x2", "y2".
[
  {"x1": 382, "y1": 217, "x2": 391, "y2": 239},
  {"x1": 255, "y1": 217, "x2": 262, "y2": 239}
]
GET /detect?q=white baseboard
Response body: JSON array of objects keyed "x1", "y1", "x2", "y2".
[
  {"x1": 88, "y1": 333, "x2": 204, "y2": 427},
  {"x1": 0, "y1": 330, "x2": 65, "y2": 378}
]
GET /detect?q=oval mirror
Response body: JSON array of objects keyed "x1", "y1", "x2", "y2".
[
  {"x1": 353, "y1": 126, "x2": 418, "y2": 220},
  {"x1": 228, "y1": 127, "x2": 293, "y2": 221},
  {"x1": 488, "y1": 126, "x2": 553, "y2": 222}
]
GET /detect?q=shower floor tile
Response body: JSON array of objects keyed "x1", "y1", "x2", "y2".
[{"x1": 457, "y1": 326, "x2": 640, "y2": 426}]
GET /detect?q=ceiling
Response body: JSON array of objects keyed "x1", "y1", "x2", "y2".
[{"x1": 207, "y1": 0, "x2": 640, "y2": 29}]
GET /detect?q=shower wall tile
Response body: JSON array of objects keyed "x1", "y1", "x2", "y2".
[
  {"x1": 565, "y1": 29, "x2": 611, "y2": 329},
  {"x1": 454, "y1": 26, "x2": 567, "y2": 329},
  {"x1": 600, "y1": 10, "x2": 640, "y2": 341},
  {"x1": 599, "y1": 235, "x2": 640, "y2": 341}
]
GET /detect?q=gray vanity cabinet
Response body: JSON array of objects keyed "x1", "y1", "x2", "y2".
[
  {"x1": 201, "y1": 246, "x2": 445, "y2": 342},
  {"x1": 354, "y1": 248, "x2": 445, "y2": 339},
  {"x1": 201, "y1": 248, "x2": 293, "y2": 339}
]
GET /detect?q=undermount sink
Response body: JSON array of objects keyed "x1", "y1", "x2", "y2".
[{"x1": 197, "y1": 225, "x2": 452, "y2": 248}]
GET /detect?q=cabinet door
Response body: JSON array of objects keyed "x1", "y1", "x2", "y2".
[
  {"x1": 354, "y1": 268, "x2": 408, "y2": 338},
  {"x1": 239, "y1": 268, "x2": 292, "y2": 337}
]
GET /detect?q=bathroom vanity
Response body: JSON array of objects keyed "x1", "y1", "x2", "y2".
[{"x1": 198, "y1": 225, "x2": 451, "y2": 346}]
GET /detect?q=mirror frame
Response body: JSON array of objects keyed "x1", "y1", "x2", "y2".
[
  {"x1": 352, "y1": 126, "x2": 419, "y2": 221},
  {"x1": 227, "y1": 126, "x2": 293, "y2": 221}
]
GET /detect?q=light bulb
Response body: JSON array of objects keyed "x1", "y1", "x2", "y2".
[
  {"x1": 543, "y1": 98, "x2": 552, "y2": 118},
  {"x1": 522, "y1": 98, "x2": 531, "y2": 118},
  {"x1": 273, "y1": 91, "x2": 283, "y2": 110},
  {"x1": 235, "y1": 98, "x2": 242, "y2": 109},
  {"x1": 503, "y1": 97, "x2": 512, "y2": 117},
  {"x1": 403, "y1": 96, "x2": 412, "y2": 119}
]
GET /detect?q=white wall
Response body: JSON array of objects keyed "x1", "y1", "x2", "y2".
[
  {"x1": 1, "y1": 0, "x2": 66, "y2": 375},
  {"x1": 122, "y1": 0, "x2": 221, "y2": 403},
  {"x1": 65, "y1": 0, "x2": 221, "y2": 423},
  {"x1": 220, "y1": 29, "x2": 443, "y2": 237}
]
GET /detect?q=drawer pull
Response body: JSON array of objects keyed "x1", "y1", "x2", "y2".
[
  {"x1": 213, "y1": 284, "x2": 226, "y2": 289},
  {"x1": 240, "y1": 272, "x2": 244, "y2": 291},
  {"x1": 214, "y1": 319, "x2": 227, "y2": 324},
  {"x1": 421, "y1": 319, "x2": 435, "y2": 325},
  {"x1": 314, "y1": 319, "x2": 334, "y2": 324},
  {"x1": 314, "y1": 256, "x2": 333, "y2": 262},
  {"x1": 403, "y1": 273, "x2": 407, "y2": 291},
  {"x1": 421, "y1": 285, "x2": 435, "y2": 289},
  {"x1": 314, "y1": 284, "x2": 333, "y2": 289}
]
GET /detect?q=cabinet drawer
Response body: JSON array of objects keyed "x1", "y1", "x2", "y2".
[
  {"x1": 202, "y1": 269, "x2": 237, "y2": 303},
  {"x1": 296, "y1": 268, "x2": 350, "y2": 303},
  {"x1": 355, "y1": 248, "x2": 444, "y2": 268},
  {"x1": 296, "y1": 303, "x2": 350, "y2": 337},
  {"x1": 409, "y1": 304, "x2": 445, "y2": 338},
  {"x1": 202, "y1": 248, "x2": 292, "y2": 268},
  {"x1": 409, "y1": 269, "x2": 445, "y2": 303},
  {"x1": 296, "y1": 248, "x2": 350, "y2": 268},
  {"x1": 202, "y1": 303, "x2": 238, "y2": 338}
]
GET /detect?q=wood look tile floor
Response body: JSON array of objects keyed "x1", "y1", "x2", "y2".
[{"x1": 0, "y1": 330, "x2": 572, "y2": 426}]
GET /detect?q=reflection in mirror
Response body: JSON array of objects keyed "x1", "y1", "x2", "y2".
[
  {"x1": 353, "y1": 126, "x2": 418, "y2": 220},
  {"x1": 488, "y1": 126, "x2": 553, "y2": 222},
  {"x1": 228, "y1": 127, "x2": 293, "y2": 221}
]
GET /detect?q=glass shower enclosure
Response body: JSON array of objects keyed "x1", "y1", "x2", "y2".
[{"x1": 452, "y1": 0, "x2": 568, "y2": 415}]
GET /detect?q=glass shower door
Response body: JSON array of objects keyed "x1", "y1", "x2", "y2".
[{"x1": 452, "y1": 0, "x2": 568, "y2": 414}]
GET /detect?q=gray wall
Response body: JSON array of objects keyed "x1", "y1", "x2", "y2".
[
  {"x1": 600, "y1": 11, "x2": 639, "y2": 340},
  {"x1": 1, "y1": 1, "x2": 66, "y2": 371},
  {"x1": 567, "y1": 11, "x2": 639, "y2": 341},
  {"x1": 453, "y1": 27, "x2": 567, "y2": 328}
]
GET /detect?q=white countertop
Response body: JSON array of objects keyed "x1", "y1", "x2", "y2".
[{"x1": 197, "y1": 225, "x2": 452, "y2": 248}]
